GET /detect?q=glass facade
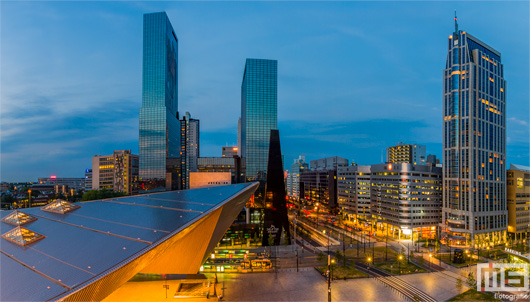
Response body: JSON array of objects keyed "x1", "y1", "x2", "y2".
[
  {"x1": 139, "y1": 12, "x2": 180, "y2": 192},
  {"x1": 442, "y1": 22, "x2": 507, "y2": 245},
  {"x1": 241, "y1": 58, "x2": 278, "y2": 202}
]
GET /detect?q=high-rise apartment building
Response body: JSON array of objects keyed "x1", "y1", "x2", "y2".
[
  {"x1": 441, "y1": 17, "x2": 507, "y2": 246},
  {"x1": 507, "y1": 164, "x2": 530, "y2": 242},
  {"x1": 241, "y1": 58, "x2": 278, "y2": 202},
  {"x1": 139, "y1": 12, "x2": 180, "y2": 192},
  {"x1": 92, "y1": 150, "x2": 139, "y2": 195},
  {"x1": 180, "y1": 112, "x2": 199, "y2": 189},
  {"x1": 386, "y1": 143, "x2": 426, "y2": 165}
]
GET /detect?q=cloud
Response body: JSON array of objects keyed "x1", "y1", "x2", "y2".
[{"x1": 509, "y1": 117, "x2": 528, "y2": 126}]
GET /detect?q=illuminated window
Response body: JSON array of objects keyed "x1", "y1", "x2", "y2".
[
  {"x1": 1, "y1": 210, "x2": 37, "y2": 226},
  {"x1": 1, "y1": 226, "x2": 45, "y2": 246},
  {"x1": 41, "y1": 199, "x2": 81, "y2": 214}
]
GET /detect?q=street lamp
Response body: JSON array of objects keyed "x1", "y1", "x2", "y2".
[
  {"x1": 327, "y1": 254, "x2": 332, "y2": 302},
  {"x1": 331, "y1": 259, "x2": 336, "y2": 280},
  {"x1": 398, "y1": 255, "x2": 403, "y2": 273},
  {"x1": 429, "y1": 253, "x2": 432, "y2": 269},
  {"x1": 367, "y1": 256, "x2": 372, "y2": 276},
  {"x1": 316, "y1": 202, "x2": 320, "y2": 227}
]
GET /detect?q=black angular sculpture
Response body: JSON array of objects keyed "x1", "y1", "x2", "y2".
[{"x1": 262, "y1": 129, "x2": 291, "y2": 246}]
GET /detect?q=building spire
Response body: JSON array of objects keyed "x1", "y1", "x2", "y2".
[{"x1": 454, "y1": 10, "x2": 458, "y2": 34}]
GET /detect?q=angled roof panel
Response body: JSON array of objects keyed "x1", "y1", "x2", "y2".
[
  {"x1": 1, "y1": 253, "x2": 68, "y2": 302},
  {"x1": 0, "y1": 183, "x2": 259, "y2": 302}
]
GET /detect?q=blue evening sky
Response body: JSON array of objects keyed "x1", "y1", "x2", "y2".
[{"x1": 1, "y1": 1, "x2": 528, "y2": 182}]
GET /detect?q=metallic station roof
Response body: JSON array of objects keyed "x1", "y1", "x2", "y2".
[{"x1": 0, "y1": 183, "x2": 257, "y2": 302}]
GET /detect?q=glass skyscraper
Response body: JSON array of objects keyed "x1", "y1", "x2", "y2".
[
  {"x1": 441, "y1": 17, "x2": 507, "y2": 246},
  {"x1": 139, "y1": 12, "x2": 180, "y2": 192},
  {"x1": 241, "y1": 58, "x2": 278, "y2": 202}
]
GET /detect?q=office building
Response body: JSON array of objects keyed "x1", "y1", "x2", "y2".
[
  {"x1": 371, "y1": 163, "x2": 442, "y2": 239},
  {"x1": 241, "y1": 58, "x2": 278, "y2": 202},
  {"x1": 426, "y1": 154, "x2": 441, "y2": 167},
  {"x1": 92, "y1": 150, "x2": 139, "y2": 195},
  {"x1": 237, "y1": 118, "x2": 242, "y2": 157},
  {"x1": 441, "y1": 17, "x2": 507, "y2": 246},
  {"x1": 300, "y1": 170, "x2": 338, "y2": 208},
  {"x1": 222, "y1": 147, "x2": 238, "y2": 158},
  {"x1": 507, "y1": 164, "x2": 530, "y2": 242},
  {"x1": 300, "y1": 156, "x2": 347, "y2": 209},
  {"x1": 189, "y1": 172, "x2": 231, "y2": 189},
  {"x1": 310, "y1": 156, "x2": 349, "y2": 171},
  {"x1": 180, "y1": 112, "x2": 199, "y2": 190},
  {"x1": 337, "y1": 165, "x2": 371, "y2": 222},
  {"x1": 197, "y1": 157, "x2": 244, "y2": 184},
  {"x1": 386, "y1": 143, "x2": 426, "y2": 165},
  {"x1": 139, "y1": 12, "x2": 180, "y2": 192},
  {"x1": 84, "y1": 169, "x2": 92, "y2": 191},
  {"x1": 37, "y1": 177, "x2": 85, "y2": 191},
  {"x1": 287, "y1": 155, "x2": 309, "y2": 198}
]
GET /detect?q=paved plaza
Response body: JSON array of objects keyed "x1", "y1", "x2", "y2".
[{"x1": 104, "y1": 268, "x2": 467, "y2": 302}]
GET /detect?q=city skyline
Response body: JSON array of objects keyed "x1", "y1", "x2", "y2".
[{"x1": 1, "y1": 1, "x2": 529, "y2": 182}]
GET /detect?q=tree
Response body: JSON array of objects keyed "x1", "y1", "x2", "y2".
[
  {"x1": 466, "y1": 272, "x2": 476, "y2": 289},
  {"x1": 317, "y1": 251, "x2": 324, "y2": 262},
  {"x1": 424, "y1": 239, "x2": 429, "y2": 248},
  {"x1": 335, "y1": 250, "x2": 342, "y2": 263},
  {"x1": 81, "y1": 189, "x2": 126, "y2": 201},
  {"x1": 1, "y1": 194, "x2": 15, "y2": 208},
  {"x1": 456, "y1": 277, "x2": 463, "y2": 292}
]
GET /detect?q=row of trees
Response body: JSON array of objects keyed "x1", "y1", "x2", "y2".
[{"x1": 81, "y1": 189, "x2": 126, "y2": 201}]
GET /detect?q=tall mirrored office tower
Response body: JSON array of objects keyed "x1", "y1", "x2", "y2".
[
  {"x1": 241, "y1": 58, "x2": 278, "y2": 203},
  {"x1": 139, "y1": 12, "x2": 180, "y2": 192},
  {"x1": 441, "y1": 16, "x2": 507, "y2": 246}
]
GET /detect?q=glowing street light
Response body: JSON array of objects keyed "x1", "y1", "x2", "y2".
[{"x1": 429, "y1": 253, "x2": 432, "y2": 269}]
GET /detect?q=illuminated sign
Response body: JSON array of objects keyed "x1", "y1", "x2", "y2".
[{"x1": 50, "y1": 175, "x2": 57, "y2": 179}]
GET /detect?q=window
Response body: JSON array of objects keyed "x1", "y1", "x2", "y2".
[
  {"x1": 1, "y1": 226, "x2": 45, "y2": 246},
  {"x1": 1, "y1": 210, "x2": 37, "y2": 226},
  {"x1": 41, "y1": 199, "x2": 81, "y2": 214}
]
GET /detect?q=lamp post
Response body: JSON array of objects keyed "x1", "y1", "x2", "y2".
[
  {"x1": 429, "y1": 253, "x2": 432, "y2": 269},
  {"x1": 327, "y1": 254, "x2": 332, "y2": 302},
  {"x1": 331, "y1": 258, "x2": 336, "y2": 280},
  {"x1": 315, "y1": 202, "x2": 320, "y2": 229},
  {"x1": 27, "y1": 189, "x2": 32, "y2": 208},
  {"x1": 367, "y1": 256, "x2": 372, "y2": 276}
]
